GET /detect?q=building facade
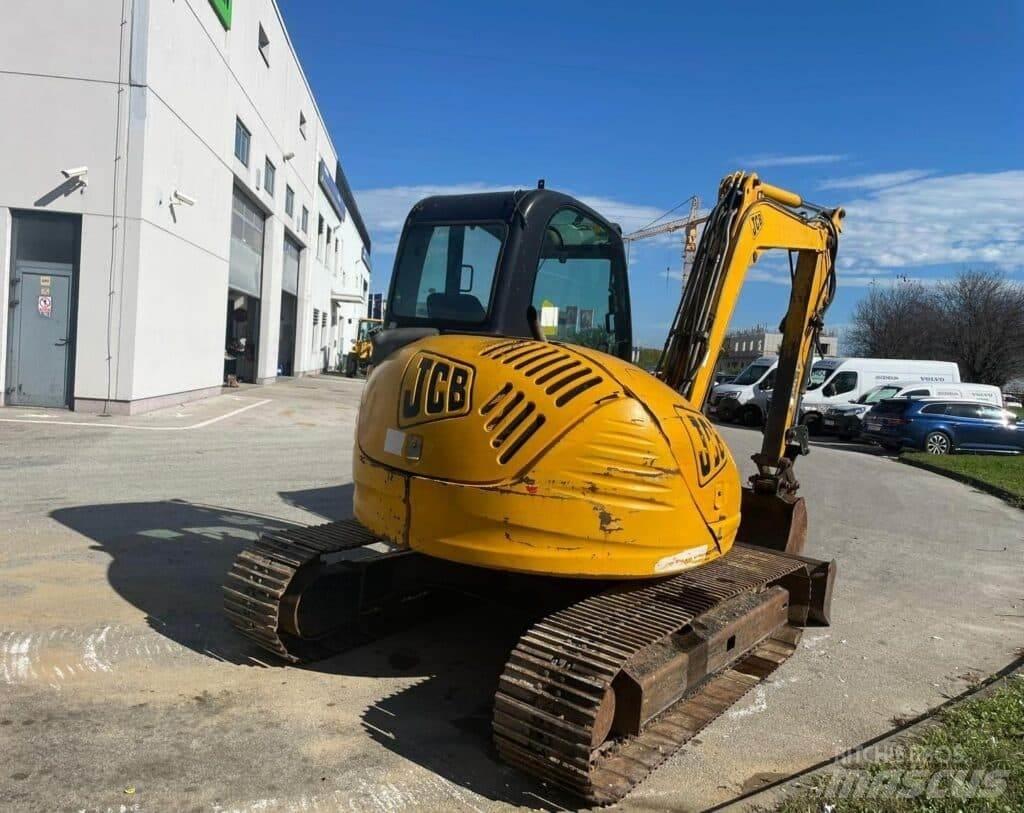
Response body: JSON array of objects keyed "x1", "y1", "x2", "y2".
[
  {"x1": 0, "y1": 0, "x2": 370, "y2": 413},
  {"x1": 717, "y1": 325, "x2": 839, "y2": 375}
]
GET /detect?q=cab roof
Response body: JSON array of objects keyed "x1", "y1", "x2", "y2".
[{"x1": 404, "y1": 188, "x2": 621, "y2": 233}]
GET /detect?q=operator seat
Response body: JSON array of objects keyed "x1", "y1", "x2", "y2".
[{"x1": 426, "y1": 292, "x2": 486, "y2": 322}]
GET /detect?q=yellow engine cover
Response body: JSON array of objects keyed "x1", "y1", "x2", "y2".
[{"x1": 353, "y1": 336, "x2": 741, "y2": 578}]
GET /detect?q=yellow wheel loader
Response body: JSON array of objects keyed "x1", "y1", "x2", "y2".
[
  {"x1": 343, "y1": 317, "x2": 382, "y2": 377},
  {"x1": 224, "y1": 173, "x2": 844, "y2": 804}
]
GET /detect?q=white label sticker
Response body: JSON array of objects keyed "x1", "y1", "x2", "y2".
[
  {"x1": 654, "y1": 545, "x2": 708, "y2": 573},
  {"x1": 384, "y1": 428, "x2": 405, "y2": 456}
]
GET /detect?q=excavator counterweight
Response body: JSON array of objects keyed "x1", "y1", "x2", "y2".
[{"x1": 224, "y1": 173, "x2": 843, "y2": 803}]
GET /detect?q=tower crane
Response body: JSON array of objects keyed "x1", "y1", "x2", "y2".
[{"x1": 624, "y1": 196, "x2": 706, "y2": 287}]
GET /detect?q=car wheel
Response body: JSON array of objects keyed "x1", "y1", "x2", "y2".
[
  {"x1": 925, "y1": 431, "x2": 952, "y2": 455},
  {"x1": 716, "y1": 400, "x2": 738, "y2": 423},
  {"x1": 740, "y1": 405, "x2": 762, "y2": 427},
  {"x1": 802, "y1": 413, "x2": 823, "y2": 436}
]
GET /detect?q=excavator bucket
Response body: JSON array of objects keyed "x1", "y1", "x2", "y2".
[{"x1": 736, "y1": 487, "x2": 808, "y2": 555}]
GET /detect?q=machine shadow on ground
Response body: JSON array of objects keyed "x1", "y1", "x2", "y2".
[
  {"x1": 343, "y1": 607, "x2": 580, "y2": 811},
  {"x1": 50, "y1": 492, "x2": 576, "y2": 809},
  {"x1": 50, "y1": 498, "x2": 325, "y2": 664}
]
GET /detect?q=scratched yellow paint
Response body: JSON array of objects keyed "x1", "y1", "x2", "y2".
[{"x1": 352, "y1": 334, "x2": 740, "y2": 578}]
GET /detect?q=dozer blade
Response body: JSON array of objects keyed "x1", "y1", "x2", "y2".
[
  {"x1": 493, "y1": 545, "x2": 835, "y2": 805},
  {"x1": 736, "y1": 487, "x2": 808, "y2": 555}
]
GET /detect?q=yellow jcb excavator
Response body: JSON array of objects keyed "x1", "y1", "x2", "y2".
[{"x1": 224, "y1": 172, "x2": 844, "y2": 804}]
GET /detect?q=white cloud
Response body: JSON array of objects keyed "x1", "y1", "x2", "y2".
[
  {"x1": 355, "y1": 170, "x2": 1024, "y2": 299},
  {"x1": 738, "y1": 153, "x2": 849, "y2": 168},
  {"x1": 836, "y1": 170, "x2": 1024, "y2": 272},
  {"x1": 818, "y1": 170, "x2": 933, "y2": 190}
]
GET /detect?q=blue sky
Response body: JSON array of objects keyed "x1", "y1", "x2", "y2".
[{"x1": 280, "y1": 0, "x2": 1022, "y2": 347}]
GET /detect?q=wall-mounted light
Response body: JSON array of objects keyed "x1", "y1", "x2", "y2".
[
  {"x1": 172, "y1": 189, "x2": 196, "y2": 207},
  {"x1": 282, "y1": 151, "x2": 295, "y2": 161}
]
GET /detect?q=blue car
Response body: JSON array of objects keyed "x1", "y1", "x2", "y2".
[{"x1": 861, "y1": 399, "x2": 1024, "y2": 454}]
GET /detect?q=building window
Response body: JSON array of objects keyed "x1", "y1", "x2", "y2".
[
  {"x1": 317, "y1": 215, "x2": 325, "y2": 259},
  {"x1": 301, "y1": 206, "x2": 309, "y2": 233},
  {"x1": 285, "y1": 185, "x2": 294, "y2": 217},
  {"x1": 264, "y1": 158, "x2": 275, "y2": 197},
  {"x1": 234, "y1": 118, "x2": 251, "y2": 166},
  {"x1": 299, "y1": 111, "x2": 307, "y2": 140},
  {"x1": 258, "y1": 24, "x2": 270, "y2": 65}
]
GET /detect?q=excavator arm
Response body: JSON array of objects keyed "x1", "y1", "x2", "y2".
[{"x1": 659, "y1": 172, "x2": 844, "y2": 549}]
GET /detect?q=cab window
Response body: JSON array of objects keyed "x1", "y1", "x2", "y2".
[
  {"x1": 732, "y1": 362, "x2": 771, "y2": 386},
  {"x1": 391, "y1": 223, "x2": 506, "y2": 323},
  {"x1": 823, "y1": 371, "x2": 858, "y2": 397},
  {"x1": 531, "y1": 208, "x2": 629, "y2": 356},
  {"x1": 806, "y1": 366, "x2": 831, "y2": 390}
]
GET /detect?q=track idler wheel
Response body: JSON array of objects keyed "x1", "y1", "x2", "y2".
[{"x1": 736, "y1": 487, "x2": 807, "y2": 554}]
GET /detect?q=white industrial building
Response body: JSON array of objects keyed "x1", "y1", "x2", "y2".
[{"x1": 0, "y1": 0, "x2": 371, "y2": 413}]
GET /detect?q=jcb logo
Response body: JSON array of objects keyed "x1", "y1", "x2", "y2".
[
  {"x1": 681, "y1": 412, "x2": 728, "y2": 486},
  {"x1": 399, "y1": 352, "x2": 473, "y2": 427},
  {"x1": 751, "y1": 212, "x2": 764, "y2": 237}
]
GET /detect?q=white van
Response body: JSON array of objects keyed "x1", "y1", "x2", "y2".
[
  {"x1": 822, "y1": 380, "x2": 1002, "y2": 438},
  {"x1": 800, "y1": 358, "x2": 960, "y2": 430},
  {"x1": 707, "y1": 356, "x2": 779, "y2": 425}
]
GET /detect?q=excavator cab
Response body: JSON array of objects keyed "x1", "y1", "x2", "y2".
[{"x1": 379, "y1": 187, "x2": 632, "y2": 361}]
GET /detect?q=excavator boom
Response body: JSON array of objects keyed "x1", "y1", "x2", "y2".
[{"x1": 660, "y1": 172, "x2": 844, "y2": 550}]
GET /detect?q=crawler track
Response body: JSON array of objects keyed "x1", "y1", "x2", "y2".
[
  {"x1": 222, "y1": 518, "x2": 382, "y2": 662},
  {"x1": 493, "y1": 545, "x2": 810, "y2": 804}
]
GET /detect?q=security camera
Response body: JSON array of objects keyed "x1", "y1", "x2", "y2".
[
  {"x1": 172, "y1": 189, "x2": 196, "y2": 206},
  {"x1": 61, "y1": 166, "x2": 89, "y2": 181}
]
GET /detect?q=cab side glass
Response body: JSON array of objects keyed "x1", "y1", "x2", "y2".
[
  {"x1": 823, "y1": 371, "x2": 857, "y2": 397},
  {"x1": 531, "y1": 208, "x2": 628, "y2": 356}
]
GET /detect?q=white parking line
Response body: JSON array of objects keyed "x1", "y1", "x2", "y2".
[{"x1": 0, "y1": 398, "x2": 270, "y2": 431}]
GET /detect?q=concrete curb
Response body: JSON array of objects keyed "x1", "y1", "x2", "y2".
[
  {"x1": 706, "y1": 656, "x2": 1024, "y2": 812},
  {"x1": 899, "y1": 455, "x2": 1023, "y2": 508}
]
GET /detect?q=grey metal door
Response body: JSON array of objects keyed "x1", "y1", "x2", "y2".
[{"x1": 7, "y1": 260, "x2": 74, "y2": 407}]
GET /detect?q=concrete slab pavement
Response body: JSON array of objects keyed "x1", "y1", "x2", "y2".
[{"x1": 0, "y1": 377, "x2": 1020, "y2": 812}]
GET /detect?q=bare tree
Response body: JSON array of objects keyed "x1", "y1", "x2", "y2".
[
  {"x1": 847, "y1": 270, "x2": 1024, "y2": 388},
  {"x1": 934, "y1": 269, "x2": 1024, "y2": 388},
  {"x1": 846, "y1": 281, "x2": 941, "y2": 359}
]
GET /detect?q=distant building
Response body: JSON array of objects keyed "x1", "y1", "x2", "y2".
[{"x1": 717, "y1": 325, "x2": 839, "y2": 375}]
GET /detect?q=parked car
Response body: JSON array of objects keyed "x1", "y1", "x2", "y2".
[
  {"x1": 1005, "y1": 393, "x2": 1023, "y2": 410},
  {"x1": 707, "y1": 356, "x2": 777, "y2": 424},
  {"x1": 799, "y1": 357, "x2": 961, "y2": 433},
  {"x1": 861, "y1": 399, "x2": 1024, "y2": 454},
  {"x1": 823, "y1": 380, "x2": 1003, "y2": 440}
]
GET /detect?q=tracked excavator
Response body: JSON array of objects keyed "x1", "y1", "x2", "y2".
[{"x1": 224, "y1": 172, "x2": 844, "y2": 804}]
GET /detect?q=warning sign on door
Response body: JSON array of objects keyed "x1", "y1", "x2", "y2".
[{"x1": 37, "y1": 295, "x2": 52, "y2": 318}]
